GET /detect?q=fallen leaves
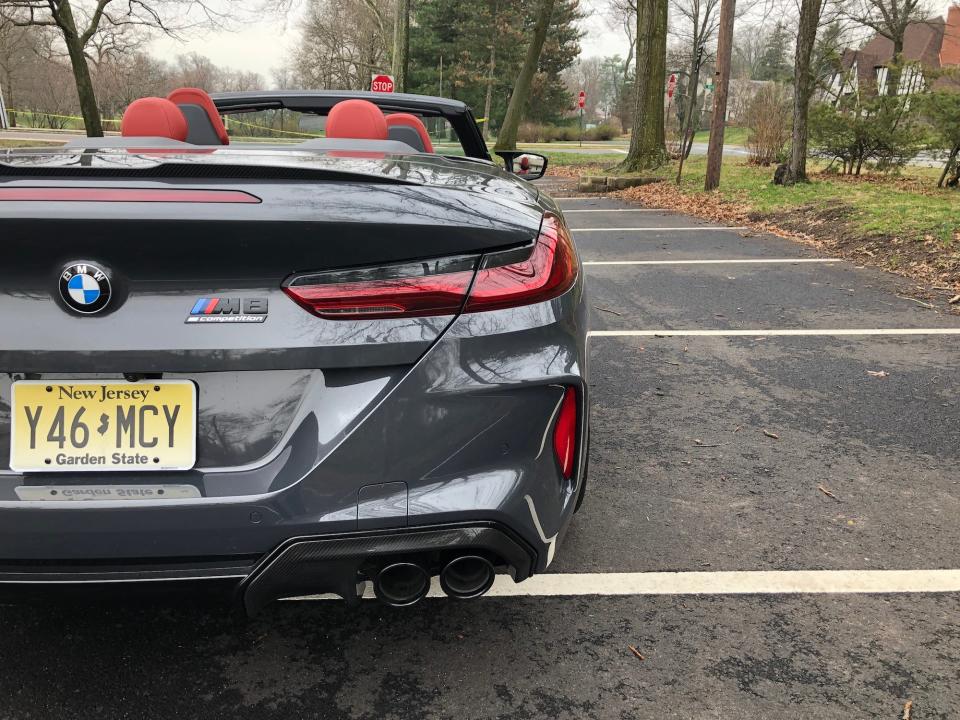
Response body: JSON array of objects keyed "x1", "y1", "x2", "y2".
[
  {"x1": 866, "y1": 370, "x2": 889, "y2": 378},
  {"x1": 950, "y1": 295, "x2": 960, "y2": 305},
  {"x1": 903, "y1": 699, "x2": 913, "y2": 720},
  {"x1": 762, "y1": 429, "x2": 780, "y2": 440},
  {"x1": 627, "y1": 645, "x2": 645, "y2": 661}
]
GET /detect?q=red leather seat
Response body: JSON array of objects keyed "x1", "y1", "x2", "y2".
[
  {"x1": 385, "y1": 113, "x2": 434, "y2": 152},
  {"x1": 167, "y1": 87, "x2": 230, "y2": 145},
  {"x1": 121, "y1": 98, "x2": 188, "y2": 141},
  {"x1": 326, "y1": 99, "x2": 388, "y2": 140}
]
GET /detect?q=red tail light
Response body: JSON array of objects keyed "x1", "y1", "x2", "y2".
[
  {"x1": 465, "y1": 213, "x2": 577, "y2": 313},
  {"x1": 283, "y1": 213, "x2": 577, "y2": 320},
  {"x1": 283, "y1": 256, "x2": 477, "y2": 320},
  {"x1": 553, "y1": 387, "x2": 578, "y2": 479}
]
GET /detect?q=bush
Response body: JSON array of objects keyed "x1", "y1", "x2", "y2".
[
  {"x1": 743, "y1": 84, "x2": 792, "y2": 166},
  {"x1": 921, "y1": 88, "x2": 960, "y2": 187},
  {"x1": 585, "y1": 123, "x2": 619, "y2": 141},
  {"x1": 514, "y1": 122, "x2": 616, "y2": 143},
  {"x1": 810, "y1": 96, "x2": 922, "y2": 175}
]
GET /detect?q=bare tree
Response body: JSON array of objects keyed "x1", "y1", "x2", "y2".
[
  {"x1": 0, "y1": 0, "x2": 284, "y2": 136},
  {"x1": 782, "y1": 0, "x2": 826, "y2": 182},
  {"x1": 292, "y1": 0, "x2": 392, "y2": 90},
  {"x1": 619, "y1": 0, "x2": 669, "y2": 170},
  {"x1": 845, "y1": 0, "x2": 932, "y2": 96},
  {"x1": 494, "y1": 0, "x2": 556, "y2": 151}
]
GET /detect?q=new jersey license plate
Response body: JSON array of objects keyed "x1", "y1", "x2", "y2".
[{"x1": 10, "y1": 380, "x2": 197, "y2": 473}]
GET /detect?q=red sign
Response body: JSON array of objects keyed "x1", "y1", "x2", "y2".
[
  {"x1": 577, "y1": 90, "x2": 585, "y2": 109},
  {"x1": 667, "y1": 74, "x2": 677, "y2": 99},
  {"x1": 371, "y1": 74, "x2": 395, "y2": 93}
]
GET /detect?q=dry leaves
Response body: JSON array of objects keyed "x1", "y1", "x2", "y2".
[
  {"x1": 762, "y1": 429, "x2": 780, "y2": 439},
  {"x1": 866, "y1": 370, "x2": 889, "y2": 378},
  {"x1": 628, "y1": 645, "x2": 645, "y2": 661}
]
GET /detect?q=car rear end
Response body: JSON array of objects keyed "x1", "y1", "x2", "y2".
[{"x1": 0, "y1": 151, "x2": 588, "y2": 612}]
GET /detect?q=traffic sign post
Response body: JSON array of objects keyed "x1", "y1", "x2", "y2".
[
  {"x1": 371, "y1": 74, "x2": 395, "y2": 93},
  {"x1": 578, "y1": 90, "x2": 585, "y2": 148},
  {"x1": 0, "y1": 84, "x2": 9, "y2": 130}
]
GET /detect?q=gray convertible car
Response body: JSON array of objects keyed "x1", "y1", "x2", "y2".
[{"x1": 0, "y1": 89, "x2": 589, "y2": 613}]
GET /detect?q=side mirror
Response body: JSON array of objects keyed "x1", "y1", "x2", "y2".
[{"x1": 495, "y1": 151, "x2": 548, "y2": 181}]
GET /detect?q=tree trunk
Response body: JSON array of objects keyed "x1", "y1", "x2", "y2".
[
  {"x1": 680, "y1": 44, "x2": 703, "y2": 161},
  {"x1": 938, "y1": 144, "x2": 960, "y2": 188},
  {"x1": 704, "y1": 0, "x2": 736, "y2": 190},
  {"x1": 494, "y1": 0, "x2": 556, "y2": 152},
  {"x1": 618, "y1": 0, "x2": 668, "y2": 172},
  {"x1": 392, "y1": 0, "x2": 411, "y2": 92},
  {"x1": 784, "y1": 0, "x2": 823, "y2": 184},
  {"x1": 887, "y1": 38, "x2": 903, "y2": 97},
  {"x1": 57, "y1": 0, "x2": 103, "y2": 137}
]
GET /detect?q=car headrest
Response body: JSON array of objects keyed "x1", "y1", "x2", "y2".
[
  {"x1": 167, "y1": 87, "x2": 229, "y2": 145},
  {"x1": 326, "y1": 99, "x2": 388, "y2": 140},
  {"x1": 121, "y1": 98, "x2": 188, "y2": 141},
  {"x1": 385, "y1": 113, "x2": 434, "y2": 153}
]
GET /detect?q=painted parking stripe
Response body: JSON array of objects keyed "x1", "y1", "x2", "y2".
[
  {"x1": 575, "y1": 227, "x2": 749, "y2": 232},
  {"x1": 589, "y1": 329, "x2": 960, "y2": 337},
  {"x1": 563, "y1": 209, "x2": 661, "y2": 213},
  {"x1": 583, "y1": 258, "x2": 840, "y2": 266},
  {"x1": 290, "y1": 569, "x2": 960, "y2": 602}
]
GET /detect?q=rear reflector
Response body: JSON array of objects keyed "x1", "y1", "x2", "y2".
[
  {"x1": 0, "y1": 187, "x2": 261, "y2": 203},
  {"x1": 464, "y1": 213, "x2": 577, "y2": 313},
  {"x1": 553, "y1": 387, "x2": 578, "y2": 479},
  {"x1": 283, "y1": 256, "x2": 478, "y2": 320},
  {"x1": 282, "y1": 212, "x2": 578, "y2": 320}
]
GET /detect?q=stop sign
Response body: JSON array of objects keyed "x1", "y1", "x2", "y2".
[
  {"x1": 371, "y1": 74, "x2": 395, "y2": 93},
  {"x1": 578, "y1": 90, "x2": 585, "y2": 109}
]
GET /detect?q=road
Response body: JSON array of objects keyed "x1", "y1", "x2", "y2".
[{"x1": 2, "y1": 190, "x2": 960, "y2": 718}]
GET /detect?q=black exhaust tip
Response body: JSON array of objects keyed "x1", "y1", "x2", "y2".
[
  {"x1": 439, "y1": 555, "x2": 495, "y2": 599},
  {"x1": 373, "y1": 562, "x2": 430, "y2": 607}
]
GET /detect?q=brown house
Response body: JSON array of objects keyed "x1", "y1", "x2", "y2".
[{"x1": 831, "y1": 4, "x2": 960, "y2": 98}]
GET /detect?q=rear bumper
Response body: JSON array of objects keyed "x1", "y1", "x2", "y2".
[{"x1": 0, "y1": 522, "x2": 537, "y2": 614}]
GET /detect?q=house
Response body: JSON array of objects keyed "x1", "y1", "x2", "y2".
[{"x1": 829, "y1": 4, "x2": 960, "y2": 99}]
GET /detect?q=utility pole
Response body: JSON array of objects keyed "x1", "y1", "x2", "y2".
[{"x1": 704, "y1": 0, "x2": 736, "y2": 191}]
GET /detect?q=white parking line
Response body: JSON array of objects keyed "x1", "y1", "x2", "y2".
[
  {"x1": 290, "y1": 569, "x2": 960, "y2": 601},
  {"x1": 583, "y1": 258, "x2": 840, "y2": 266},
  {"x1": 563, "y1": 209, "x2": 661, "y2": 213},
  {"x1": 589, "y1": 329, "x2": 960, "y2": 337},
  {"x1": 576, "y1": 227, "x2": 749, "y2": 232}
]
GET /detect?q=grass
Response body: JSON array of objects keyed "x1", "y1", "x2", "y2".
[
  {"x1": 542, "y1": 152, "x2": 627, "y2": 168},
  {"x1": 0, "y1": 139, "x2": 65, "y2": 148},
  {"x1": 669, "y1": 156, "x2": 959, "y2": 244},
  {"x1": 692, "y1": 126, "x2": 749, "y2": 146}
]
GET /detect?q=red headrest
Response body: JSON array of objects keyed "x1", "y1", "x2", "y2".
[
  {"x1": 121, "y1": 98, "x2": 188, "y2": 141},
  {"x1": 167, "y1": 87, "x2": 230, "y2": 145},
  {"x1": 326, "y1": 99, "x2": 388, "y2": 140},
  {"x1": 385, "y1": 113, "x2": 434, "y2": 152}
]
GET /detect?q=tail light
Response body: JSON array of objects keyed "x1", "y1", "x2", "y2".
[
  {"x1": 465, "y1": 213, "x2": 577, "y2": 313},
  {"x1": 553, "y1": 387, "x2": 578, "y2": 479},
  {"x1": 283, "y1": 213, "x2": 577, "y2": 320},
  {"x1": 283, "y1": 255, "x2": 478, "y2": 320}
]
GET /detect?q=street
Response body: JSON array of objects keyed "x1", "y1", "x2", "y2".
[{"x1": 1, "y1": 191, "x2": 958, "y2": 718}]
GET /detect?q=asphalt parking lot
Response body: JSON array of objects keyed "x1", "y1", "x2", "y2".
[{"x1": 3, "y1": 192, "x2": 960, "y2": 719}]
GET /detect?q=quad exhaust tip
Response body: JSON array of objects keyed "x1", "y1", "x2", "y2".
[
  {"x1": 439, "y1": 555, "x2": 495, "y2": 599},
  {"x1": 373, "y1": 562, "x2": 431, "y2": 607}
]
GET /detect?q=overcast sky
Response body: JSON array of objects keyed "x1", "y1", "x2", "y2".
[{"x1": 150, "y1": 0, "x2": 632, "y2": 81}]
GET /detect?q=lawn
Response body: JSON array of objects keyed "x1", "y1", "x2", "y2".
[
  {"x1": 0, "y1": 139, "x2": 66, "y2": 148},
  {"x1": 670, "y1": 156, "x2": 960, "y2": 244},
  {"x1": 692, "y1": 126, "x2": 749, "y2": 145}
]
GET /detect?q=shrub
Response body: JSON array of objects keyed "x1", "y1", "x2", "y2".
[
  {"x1": 810, "y1": 96, "x2": 922, "y2": 175},
  {"x1": 743, "y1": 84, "x2": 792, "y2": 166},
  {"x1": 585, "y1": 123, "x2": 619, "y2": 141}
]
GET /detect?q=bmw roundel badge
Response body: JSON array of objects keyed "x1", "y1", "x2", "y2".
[{"x1": 59, "y1": 262, "x2": 112, "y2": 314}]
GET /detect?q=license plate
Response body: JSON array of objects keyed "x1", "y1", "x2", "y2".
[{"x1": 10, "y1": 380, "x2": 197, "y2": 473}]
